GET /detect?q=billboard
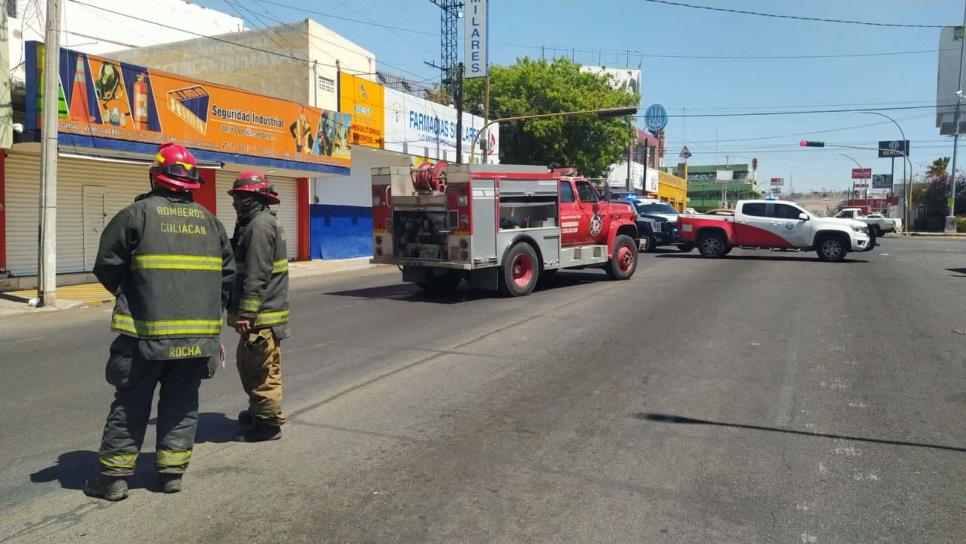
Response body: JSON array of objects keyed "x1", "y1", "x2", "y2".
[
  {"x1": 383, "y1": 87, "x2": 498, "y2": 163},
  {"x1": 339, "y1": 73, "x2": 385, "y2": 149},
  {"x1": 770, "y1": 177, "x2": 783, "y2": 186},
  {"x1": 872, "y1": 174, "x2": 893, "y2": 189},
  {"x1": 851, "y1": 168, "x2": 872, "y2": 179},
  {"x1": 878, "y1": 140, "x2": 909, "y2": 158},
  {"x1": 937, "y1": 27, "x2": 966, "y2": 135},
  {"x1": 464, "y1": 0, "x2": 488, "y2": 78},
  {"x1": 579, "y1": 66, "x2": 641, "y2": 97},
  {"x1": 26, "y1": 42, "x2": 350, "y2": 174}
]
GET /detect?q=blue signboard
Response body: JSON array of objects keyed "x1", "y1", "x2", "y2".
[{"x1": 644, "y1": 104, "x2": 668, "y2": 132}]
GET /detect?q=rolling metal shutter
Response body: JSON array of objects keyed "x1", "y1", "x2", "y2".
[
  {"x1": 215, "y1": 170, "x2": 298, "y2": 259},
  {"x1": 5, "y1": 152, "x2": 150, "y2": 276}
]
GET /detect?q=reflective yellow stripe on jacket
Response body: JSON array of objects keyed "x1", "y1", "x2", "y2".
[
  {"x1": 132, "y1": 254, "x2": 222, "y2": 271},
  {"x1": 272, "y1": 259, "x2": 288, "y2": 274},
  {"x1": 112, "y1": 313, "x2": 221, "y2": 336},
  {"x1": 254, "y1": 310, "x2": 289, "y2": 327}
]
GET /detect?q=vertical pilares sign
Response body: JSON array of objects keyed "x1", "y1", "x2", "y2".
[{"x1": 464, "y1": 0, "x2": 488, "y2": 78}]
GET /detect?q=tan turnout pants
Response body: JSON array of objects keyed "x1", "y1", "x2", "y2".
[{"x1": 236, "y1": 328, "x2": 286, "y2": 426}]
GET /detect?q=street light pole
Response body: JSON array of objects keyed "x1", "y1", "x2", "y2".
[
  {"x1": 468, "y1": 106, "x2": 638, "y2": 164},
  {"x1": 858, "y1": 111, "x2": 908, "y2": 228}
]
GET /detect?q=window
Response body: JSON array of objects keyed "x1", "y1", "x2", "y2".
[
  {"x1": 560, "y1": 181, "x2": 575, "y2": 203},
  {"x1": 576, "y1": 181, "x2": 599, "y2": 202},
  {"x1": 635, "y1": 202, "x2": 678, "y2": 215},
  {"x1": 742, "y1": 203, "x2": 767, "y2": 217},
  {"x1": 772, "y1": 203, "x2": 804, "y2": 219}
]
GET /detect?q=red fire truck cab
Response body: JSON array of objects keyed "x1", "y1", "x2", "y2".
[{"x1": 370, "y1": 163, "x2": 639, "y2": 296}]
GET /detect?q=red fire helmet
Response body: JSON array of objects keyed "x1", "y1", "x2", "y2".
[
  {"x1": 227, "y1": 171, "x2": 280, "y2": 205},
  {"x1": 149, "y1": 143, "x2": 201, "y2": 191}
]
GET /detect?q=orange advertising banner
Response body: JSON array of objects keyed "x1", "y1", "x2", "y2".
[{"x1": 27, "y1": 42, "x2": 351, "y2": 175}]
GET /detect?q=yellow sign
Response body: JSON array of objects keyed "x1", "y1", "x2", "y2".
[{"x1": 339, "y1": 73, "x2": 384, "y2": 149}]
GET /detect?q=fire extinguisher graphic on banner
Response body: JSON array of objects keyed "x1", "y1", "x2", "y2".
[{"x1": 134, "y1": 73, "x2": 149, "y2": 131}]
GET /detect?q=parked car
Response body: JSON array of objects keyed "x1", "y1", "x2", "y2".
[
  {"x1": 678, "y1": 200, "x2": 873, "y2": 262},
  {"x1": 707, "y1": 208, "x2": 735, "y2": 216},
  {"x1": 834, "y1": 208, "x2": 902, "y2": 235},
  {"x1": 623, "y1": 198, "x2": 693, "y2": 252}
]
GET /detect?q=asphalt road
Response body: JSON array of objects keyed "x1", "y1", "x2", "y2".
[{"x1": 1, "y1": 236, "x2": 964, "y2": 543}]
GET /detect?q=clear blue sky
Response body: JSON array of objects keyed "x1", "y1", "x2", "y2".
[{"x1": 194, "y1": 0, "x2": 963, "y2": 192}]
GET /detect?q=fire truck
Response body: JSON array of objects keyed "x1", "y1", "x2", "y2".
[{"x1": 370, "y1": 162, "x2": 640, "y2": 296}]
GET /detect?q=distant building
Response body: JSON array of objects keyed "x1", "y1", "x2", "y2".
[{"x1": 667, "y1": 163, "x2": 763, "y2": 211}]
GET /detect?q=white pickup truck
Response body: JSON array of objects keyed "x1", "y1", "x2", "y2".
[
  {"x1": 834, "y1": 208, "x2": 902, "y2": 235},
  {"x1": 678, "y1": 200, "x2": 873, "y2": 262}
]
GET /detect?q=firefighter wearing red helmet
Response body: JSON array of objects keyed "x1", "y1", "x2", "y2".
[
  {"x1": 226, "y1": 171, "x2": 290, "y2": 442},
  {"x1": 85, "y1": 143, "x2": 235, "y2": 501}
]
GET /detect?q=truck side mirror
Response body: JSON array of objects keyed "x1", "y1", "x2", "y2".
[{"x1": 798, "y1": 212, "x2": 809, "y2": 221}]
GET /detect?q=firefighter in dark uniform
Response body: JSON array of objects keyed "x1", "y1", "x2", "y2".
[
  {"x1": 227, "y1": 172, "x2": 290, "y2": 442},
  {"x1": 85, "y1": 143, "x2": 235, "y2": 501}
]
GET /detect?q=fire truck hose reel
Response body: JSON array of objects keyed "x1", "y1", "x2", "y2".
[{"x1": 411, "y1": 161, "x2": 448, "y2": 193}]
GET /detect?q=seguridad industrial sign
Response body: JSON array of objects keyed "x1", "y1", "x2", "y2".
[{"x1": 25, "y1": 42, "x2": 350, "y2": 175}]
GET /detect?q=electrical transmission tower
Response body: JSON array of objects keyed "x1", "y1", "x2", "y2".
[{"x1": 428, "y1": 0, "x2": 463, "y2": 102}]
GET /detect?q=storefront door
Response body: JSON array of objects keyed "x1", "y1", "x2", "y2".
[{"x1": 82, "y1": 185, "x2": 108, "y2": 270}]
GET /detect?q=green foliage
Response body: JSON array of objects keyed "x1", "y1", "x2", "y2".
[
  {"x1": 956, "y1": 216, "x2": 966, "y2": 233},
  {"x1": 463, "y1": 58, "x2": 638, "y2": 178},
  {"x1": 914, "y1": 157, "x2": 953, "y2": 231}
]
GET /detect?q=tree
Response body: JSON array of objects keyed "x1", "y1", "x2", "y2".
[
  {"x1": 463, "y1": 58, "x2": 638, "y2": 178},
  {"x1": 916, "y1": 157, "x2": 951, "y2": 231}
]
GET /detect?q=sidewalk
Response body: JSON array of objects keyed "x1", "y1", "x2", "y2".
[
  {"x1": 900, "y1": 231, "x2": 966, "y2": 238},
  {"x1": 0, "y1": 257, "x2": 385, "y2": 319}
]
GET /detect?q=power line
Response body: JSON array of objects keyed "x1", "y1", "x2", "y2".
[
  {"x1": 640, "y1": 104, "x2": 950, "y2": 119},
  {"x1": 642, "y1": 0, "x2": 946, "y2": 29},
  {"x1": 251, "y1": 0, "x2": 940, "y2": 61}
]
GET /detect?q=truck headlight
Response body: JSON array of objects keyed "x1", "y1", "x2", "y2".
[{"x1": 851, "y1": 225, "x2": 868, "y2": 233}]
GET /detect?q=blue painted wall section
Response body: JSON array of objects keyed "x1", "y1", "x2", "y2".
[{"x1": 310, "y1": 204, "x2": 373, "y2": 259}]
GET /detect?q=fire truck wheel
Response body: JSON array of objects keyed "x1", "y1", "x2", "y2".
[
  {"x1": 606, "y1": 235, "x2": 638, "y2": 280},
  {"x1": 499, "y1": 242, "x2": 539, "y2": 297}
]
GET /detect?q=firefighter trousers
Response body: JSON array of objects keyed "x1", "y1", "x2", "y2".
[
  {"x1": 236, "y1": 328, "x2": 286, "y2": 426},
  {"x1": 97, "y1": 336, "x2": 207, "y2": 477}
]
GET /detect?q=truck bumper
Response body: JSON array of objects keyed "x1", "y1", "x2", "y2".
[{"x1": 369, "y1": 257, "x2": 478, "y2": 270}]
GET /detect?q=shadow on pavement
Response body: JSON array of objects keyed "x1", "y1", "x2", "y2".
[
  {"x1": 946, "y1": 268, "x2": 966, "y2": 277},
  {"x1": 30, "y1": 451, "x2": 99, "y2": 491},
  {"x1": 324, "y1": 270, "x2": 610, "y2": 303},
  {"x1": 656, "y1": 253, "x2": 868, "y2": 264},
  {"x1": 638, "y1": 413, "x2": 965, "y2": 453}
]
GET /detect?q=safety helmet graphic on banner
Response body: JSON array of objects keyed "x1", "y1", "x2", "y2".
[
  {"x1": 227, "y1": 171, "x2": 280, "y2": 205},
  {"x1": 149, "y1": 143, "x2": 201, "y2": 191}
]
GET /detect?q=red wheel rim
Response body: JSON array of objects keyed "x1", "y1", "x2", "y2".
[
  {"x1": 511, "y1": 253, "x2": 534, "y2": 288},
  {"x1": 617, "y1": 246, "x2": 634, "y2": 272}
]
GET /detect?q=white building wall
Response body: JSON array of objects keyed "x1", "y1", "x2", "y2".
[
  {"x1": 313, "y1": 147, "x2": 410, "y2": 208},
  {"x1": 306, "y1": 19, "x2": 375, "y2": 111},
  {"x1": 8, "y1": 0, "x2": 244, "y2": 83}
]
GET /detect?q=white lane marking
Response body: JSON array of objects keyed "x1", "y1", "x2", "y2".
[
  {"x1": 819, "y1": 377, "x2": 850, "y2": 390},
  {"x1": 833, "y1": 445, "x2": 862, "y2": 457},
  {"x1": 818, "y1": 462, "x2": 829, "y2": 474},
  {"x1": 848, "y1": 399, "x2": 868, "y2": 408},
  {"x1": 801, "y1": 533, "x2": 819, "y2": 543},
  {"x1": 853, "y1": 472, "x2": 881, "y2": 482}
]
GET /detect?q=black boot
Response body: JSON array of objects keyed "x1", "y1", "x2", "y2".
[
  {"x1": 84, "y1": 475, "x2": 129, "y2": 501},
  {"x1": 233, "y1": 422, "x2": 282, "y2": 442},
  {"x1": 237, "y1": 410, "x2": 253, "y2": 426},
  {"x1": 159, "y1": 474, "x2": 183, "y2": 494}
]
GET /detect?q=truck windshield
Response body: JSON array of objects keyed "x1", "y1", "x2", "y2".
[{"x1": 635, "y1": 203, "x2": 678, "y2": 215}]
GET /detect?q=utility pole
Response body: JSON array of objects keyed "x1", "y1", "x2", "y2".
[
  {"x1": 38, "y1": 0, "x2": 62, "y2": 307},
  {"x1": 948, "y1": 0, "x2": 966, "y2": 232},
  {"x1": 455, "y1": 63, "x2": 464, "y2": 164}
]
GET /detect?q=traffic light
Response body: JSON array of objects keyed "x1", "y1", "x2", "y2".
[{"x1": 799, "y1": 140, "x2": 825, "y2": 147}]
